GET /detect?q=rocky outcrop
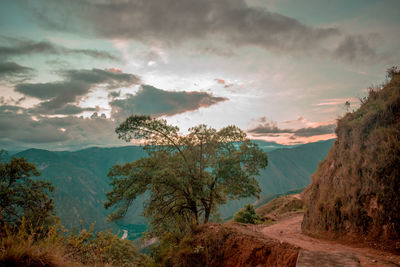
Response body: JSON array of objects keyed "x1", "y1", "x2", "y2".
[{"x1": 302, "y1": 70, "x2": 400, "y2": 249}]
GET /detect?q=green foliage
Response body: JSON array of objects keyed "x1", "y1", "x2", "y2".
[
  {"x1": 105, "y1": 116, "x2": 268, "y2": 238},
  {"x1": 0, "y1": 218, "x2": 145, "y2": 267},
  {"x1": 65, "y1": 223, "x2": 142, "y2": 266},
  {"x1": 0, "y1": 150, "x2": 55, "y2": 228},
  {"x1": 233, "y1": 204, "x2": 261, "y2": 224}
]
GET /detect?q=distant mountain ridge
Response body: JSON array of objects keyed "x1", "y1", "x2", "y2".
[{"x1": 10, "y1": 139, "x2": 334, "y2": 238}]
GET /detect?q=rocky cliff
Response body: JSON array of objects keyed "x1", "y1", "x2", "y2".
[{"x1": 302, "y1": 69, "x2": 400, "y2": 249}]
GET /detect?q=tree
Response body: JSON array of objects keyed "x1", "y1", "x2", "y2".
[
  {"x1": 0, "y1": 150, "x2": 55, "y2": 228},
  {"x1": 105, "y1": 115, "x2": 268, "y2": 237},
  {"x1": 345, "y1": 101, "x2": 351, "y2": 112},
  {"x1": 233, "y1": 204, "x2": 261, "y2": 224}
]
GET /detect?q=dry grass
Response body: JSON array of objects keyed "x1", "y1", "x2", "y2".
[
  {"x1": 0, "y1": 219, "x2": 75, "y2": 267},
  {"x1": 256, "y1": 195, "x2": 304, "y2": 221},
  {"x1": 0, "y1": 218, "x2": 144, "y2": 267},
  {"x1": 302, "y1": 70, "x2": 400, "y2": 249}
]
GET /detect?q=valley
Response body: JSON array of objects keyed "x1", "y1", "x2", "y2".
[{"x1": 12, "y1": 139, "x2": 333, "y2": 238}]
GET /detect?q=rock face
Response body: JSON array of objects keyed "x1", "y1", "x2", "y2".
[{"x1": 302, "y1": 71, "x2": 400, "y2": 248}]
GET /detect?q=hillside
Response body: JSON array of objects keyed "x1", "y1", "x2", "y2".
[
  {"x1": 219, "y1": 139, "x2": 333, "y2": 218},
  {"x1": 15, "y1": 146, "x2": 148, "y2": 236},
  {"x1": 302, "y1": 70, "x2": 400, "y2": 249},
  {"x1": 13, "y1": 139, "x2": 333, "y2": 237},
  {"x1": 256, "y1": 194, "x2": 304, "y2": 222}
]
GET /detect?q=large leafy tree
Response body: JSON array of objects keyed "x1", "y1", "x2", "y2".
[
  {"x1": 105, "y1": 115, "x2": 267, "y2": 236},
  {"x1": 0, "y1": 151, "x2": 55, "y2": 227}
]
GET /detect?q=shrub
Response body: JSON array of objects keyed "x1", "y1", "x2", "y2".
[
  {"x1": 0, "y1": 218, "x2": 69, "y2": 267},
  {"x1": 0, "y1": 218, "x2": 144, "y2": 267},
  {"x1": 233, "y1": 204, "x2": 262, "y2": 224}
]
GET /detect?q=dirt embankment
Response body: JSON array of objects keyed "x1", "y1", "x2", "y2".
[
  {"x1": 175, "y1": 223, "x2": 299, "y2": 267},
  {"x1": 173, "y1": 211, "x2": 400, "y2": 266},
  {"x1": 302, "y1": 72, "x2": 400, "y2": 248}
]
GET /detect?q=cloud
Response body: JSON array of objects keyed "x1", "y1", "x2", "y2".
[
  {"x1": 293, "y1": 124, "x2": 336, "y2": 137},
  {"x1": 108, "y1": 91, "x2": 121, "y2": 99},
  {"x1": 248, "y1": 118, "x2": 336, "y2": 137},
  {"x1": 0, "y1": 37, "x2": 119, "y2": 61},
  {"x1": 247, "y1": 121, "x2": 290, "y2": 135},
  {"x1": 284, "y1": 117, "x2": 305, "y2": 124},
  {"x1": 23, "y1": 0, "x2": 383, "y2": 62},
  {"x1": 110, "y1": 85, "x2": 228, "y2": 120},
  {"x1": 215, "y1": 79, "x2": 226, "y2": 85},
  {"x1": 215, "y1": 78, "x2": 234, "y2": 88},
  {"x1": 15, "y1": 68, "x2": 140, "y2": 115},
  {"x1": 30, "y1": 104, "x2": 98, "y2": 115},
  {"x1": 0, "y1": 105, "x2": 69, "y2": 143},
  {"x1": 333, "y1": 35, "x2": 378, "y2": 63},
  {"x1": 0, "y1": 61, "x2": 34, "y2": 82},
  {"x1": 0, "y1": 105, "x2": 120, "y2": 150}
]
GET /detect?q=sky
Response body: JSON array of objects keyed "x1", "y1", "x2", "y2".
[{"x1": 0, "y1": 0, "x2": 399, "y2": 151}]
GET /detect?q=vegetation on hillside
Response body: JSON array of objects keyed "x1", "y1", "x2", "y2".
[
  {"x1": 233, "y1": 204, "x2": 262, "y2": 224},
  {"x1": 11, "y1": 139, "x2": 332, "y2": 234},
  {"x1": 0, "y1": 219, "x2": 151, "y2": 266},
  {"x1": 256, "y1": 194, "x2": 304, "y2": 221},
  {"x1": 105, "y1": 116, "x2": 268, "y2": 263},
  {"x1": 0, "y1": 154, "x2": 147, "y2": 266},
  {"x1": 302, "y1": 67, "x2": 400, "y2": 248},
  {"x1": 0, "y1": 150, "x2": 55, "y2": 229}
]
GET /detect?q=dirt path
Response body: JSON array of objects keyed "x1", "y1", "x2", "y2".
[{"x1": 256, "y1": 214, "x2": 400, "y2": 266}]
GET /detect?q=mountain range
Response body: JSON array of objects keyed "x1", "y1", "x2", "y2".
[{"x1": 10, "y1": 139, "x2": 334, "y2": 239}]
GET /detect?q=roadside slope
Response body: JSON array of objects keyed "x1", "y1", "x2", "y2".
[{"x1": 302, "y1": 71, "x2": 400, "y2": 249}]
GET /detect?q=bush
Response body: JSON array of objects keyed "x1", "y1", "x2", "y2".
[
  {"x1": 0, "y1": 218, "x2": 145, "y2": 267},
  {"x1": 0, "y1": 218, "x2": 69, "y2": 267},
  {"x1": 233, "y1": 204, "x2": 262, "y2": 224}
]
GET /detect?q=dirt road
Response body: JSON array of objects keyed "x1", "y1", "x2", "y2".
[{"x1": 257, "y1": 214, "x2": 400, "y2": 266}]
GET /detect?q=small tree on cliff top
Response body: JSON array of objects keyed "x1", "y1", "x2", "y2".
[{"x1": 105, "y1": 115, "x2": 267, "y2": 236}]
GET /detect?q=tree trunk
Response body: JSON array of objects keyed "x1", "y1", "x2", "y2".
[
  {"x1": 204, "y1": 194, "x2": 213, "y2": 224},
  {"x1": 204, "y1": 206, "x2": 210, "y2": 224},
  {"x1": 191, "y1": 201, "x2": 199, "y2": 225}
]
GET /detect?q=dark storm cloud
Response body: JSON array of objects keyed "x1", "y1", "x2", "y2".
[
  {"x1": 0, "y1": 37, "x2": 119, "y2": 61},
  {"x1": 15, "y1": 68, "x2": 140, "y2": 115},
  {"x1": 23, "y1": 0, "x2": 385, "y2": 62},
  {"x1": 248, "y1": 120, "x2": 336, "y2": 137},
  {"x1": 110, "y1": 85, "x2": 228, "y2": 120},
  {"x1": 0, "y1": 105, "x2": 119, "y2": 149},
  {"x1": 0, "y1": 61, "x2": 34, "y2": 82}
]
